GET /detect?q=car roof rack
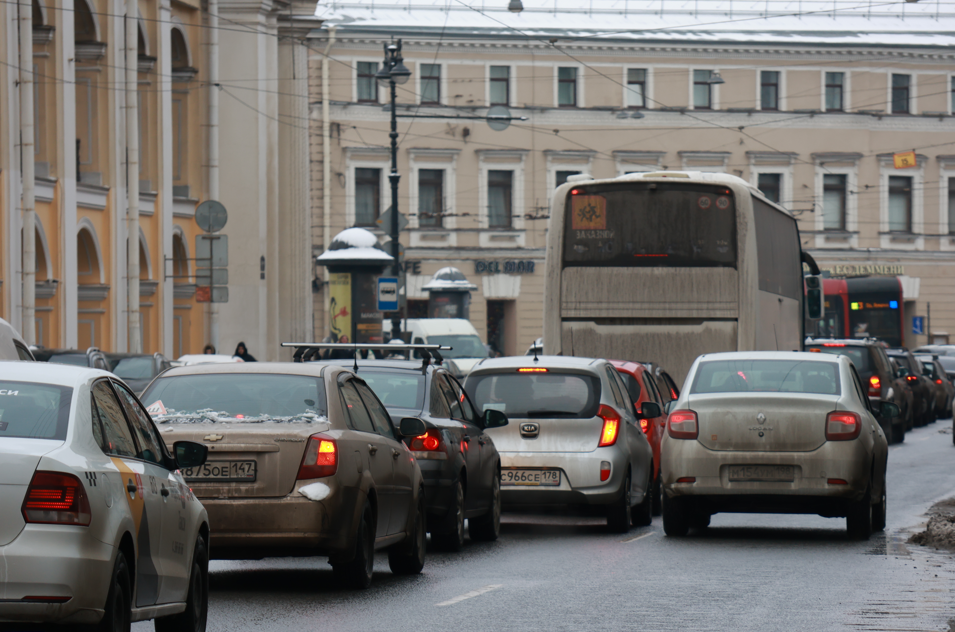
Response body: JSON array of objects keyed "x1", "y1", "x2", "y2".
[{"x1": 281, "y1": 342, "x2": 452, "y2": 373}]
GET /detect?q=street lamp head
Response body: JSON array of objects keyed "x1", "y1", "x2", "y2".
[
  {"x1": 375, "y1": 64, "x2": 393, "y2": 85},
  {"x1": 390, "y1": 59, "x2": 412, "y2": 85},
  {"x1": 707, "y1": 70, "x2": 725, "y2": 85},
  {"x1": 508, "y1": 0, "x2": 524, "y2": 12}
]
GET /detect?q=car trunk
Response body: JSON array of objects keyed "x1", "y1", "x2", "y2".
[
  {"x1": 0, "y1": 440, "x2": 60, "y2": 546},
  {"x1": 689, "y1": 394, "x2": 838, "y2": 452},
  {"x1": 485, "y1": 416, "x2": 604, "y2": 453},
  {"x1": 159, "y1": 421, "x2": 330, "y2": 499}
]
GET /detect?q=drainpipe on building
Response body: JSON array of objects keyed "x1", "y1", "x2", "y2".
[
  {"x1": 126, "y1": 0, "x2": 141, "y2": 353},
  {"x1": 321, "y1": 26, "x2": 337, "y2": 334},
  {"x1": 208, "y1": 0, "x2": 220, "y2": 352},
  {"x1": 19, "y1": 0, "x2": 36, "y2": 345}
]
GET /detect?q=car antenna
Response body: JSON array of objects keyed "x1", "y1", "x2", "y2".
[{"x1": 533, "y1": 345, "x2": 540, "y2": 363}]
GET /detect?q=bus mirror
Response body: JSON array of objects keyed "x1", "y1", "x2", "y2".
[{"x1": 805, "y1": 275, "x2": 823, "y2": 320}]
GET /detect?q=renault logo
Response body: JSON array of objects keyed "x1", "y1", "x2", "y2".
[
  {"x1": 756, "y1": 413, "x2": 767, "y2": 424},
  {"x1": 203, "y1": 434, "x2": 223, "y2": 442}
]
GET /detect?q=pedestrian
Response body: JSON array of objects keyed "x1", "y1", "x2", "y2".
[
  {"x1": 203, "y1": 344, "x2": 216, "y2": 355},
  {"x1": 233, "y1": 341, "x2": 257, "y2": 362}
]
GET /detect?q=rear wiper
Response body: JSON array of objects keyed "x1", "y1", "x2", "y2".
[{"x1": 524, "y1": 410, "x2": 576, "y2": 417}]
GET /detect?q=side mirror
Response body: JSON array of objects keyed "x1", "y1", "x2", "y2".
[
  {"x1": 174, "y1": 441, "x2": 208, "y2": 469},
  {"x1": 399, "y1": 417, "x2": 427, "y2": 438},
  {"x1": 635, "y1": 402, "x2": 661, "y2": 419},
  {"x1": 879, "y1": 401, "x2": 901, "y2": 420},
  {"x1": 482, "y1": 408, "x2": 509, "y2": 429}
]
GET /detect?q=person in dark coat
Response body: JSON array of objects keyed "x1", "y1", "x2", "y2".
[{"x1": 234, "y1": 342, "x2": 257, "y2": 362}]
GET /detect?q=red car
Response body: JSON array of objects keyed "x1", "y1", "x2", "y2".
[{"x1": 610, "y1": 360, "x2": 669, "y2": 515}]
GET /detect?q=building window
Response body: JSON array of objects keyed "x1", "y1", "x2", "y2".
[
  {"x1": 693, "y1": 70, "x2": 713, "y2": 109},
  {"x1": 626, "y1": 69, "x2": 646, "y2": 108},
  {"x1": 418, "y1": 169, "x2": 444, "y2": 228},
  {"x1": 420, "y1": 63, "x2": 440, "y2": 104},
  {"x1": 490, "y1": 66, "x2": 509, "y2": 105},
  {"x1": 488, "y1": 170, "x2": 513, "y2": 228},
  {"x1": 760, "y1": 71, "x2": 779, "y2": 111},
  {"x1": 891, "y1": 74, "x2": 910, "y2": 114},
  {"x1": 826, "y1": 72, "x2": 844, "y2": 111},
  {"x1": 888, "y1": 175, "x2": 912, "y2": 232},
  {"x1": 757, "y1": 173, "x2": 782, "y2": 204},
  {"x1": 354, "y1": 168, "x2": 381, "y2": 227},
  {"x1": 556, "y1": 170, "x2": 580, "y2": 187},
  {"x1": 822, "y1": 174, "x2": 847, "y2": 231},
  {"x1": 558, "y1": 67, "x2": 577, "y2": 107},
  {"x1": 357, "y1": 61, "x2": 378, "y2": 102},
  {"x1": 948, "y1": 178, "x2": 955, "y2": 234}
]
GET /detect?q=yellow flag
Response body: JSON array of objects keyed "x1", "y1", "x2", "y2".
[{"x1": 893, "y1": 151, "x2": 917, "y2": 169}]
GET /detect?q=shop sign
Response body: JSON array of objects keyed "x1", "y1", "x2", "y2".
[
  {"x1": 474, "y1": 260, "x2": 537, "y2": 275},
  {"x1": 821, "y1": 264, "x2": 905, "y2": 277}
]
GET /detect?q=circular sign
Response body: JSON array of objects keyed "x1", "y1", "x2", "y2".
[
  {"x1": 486, "y1": 105, "x2": 512, "y2": 132},
  {"x1": 195, "y1": 200, "x2": 228, "y2": 233},
  {"x1": 697, "y1": 196, "x2": 712, "y2": 210},
  {"x1": 716, "y1": 196, "x2": 731, "y2": 210}
]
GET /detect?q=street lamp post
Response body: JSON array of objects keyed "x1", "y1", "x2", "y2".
[{"x1": 375, "y1": 41, "x2": 411, "y2": 343}]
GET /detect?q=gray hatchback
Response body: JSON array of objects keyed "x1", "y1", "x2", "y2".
[{"x1": 465, "y1": 356, "x2": 654, "y2": 532}]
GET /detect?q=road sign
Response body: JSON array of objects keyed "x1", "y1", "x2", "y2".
[
  {"x1": 195, "y1": 200, "x2": 228, "y2": 233},
  {"x1": 913, "y1": 316, "x2": 924, "y2": 335},
  {"x1": 378, "y1": 277, "x2": 399, "y2": 311},
  {"x1": 196, "y1": 234, "x2": 228, "y2": 267},
  {"x1": 195, "y1": 268, "x2": 228, "y2": 286},
  {"x1": 376, "y1": 207, "x2": 409, "y2": 232},
  {"x1": 893, "y1": 151, "x2": 917, "y2": 170},
  {"x1": 196, "y1": 286, "x2": 229, "y2": 303},
  {"x1": 381, "y1": 238, "x2": 405, "y2": 262}
]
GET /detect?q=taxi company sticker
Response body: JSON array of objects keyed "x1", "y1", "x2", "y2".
[
  {"x1": 716, "y1": 196, "x2": 730, "y2": 210},
  {"x1": 571, "y1": 196, "x2": 607, "y2": 230},
  {"x1": 145, "y1": 400, "x2": 167, "y2": 416},
  {"x1": 697, "y1": 196, "x2": 712, "y2": 210}
]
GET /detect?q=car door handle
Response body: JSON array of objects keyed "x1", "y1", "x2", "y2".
[
  {"x1": 161, "y1": 487, "x2": 169, "y2": 497},
  {"x1": 462, "y1": 436, "x2": 470, "y2": 443},
  {"x1": 392, "y1": 449, "x2": 400, "y2": 459},
  {"x1": 126, "y1": 483, "x2": 137, "y2": 494},
  {"x1": 478, "y1": 439, "x2": 487, "y2": 446},
  {"x1": 368, "y1": 444, "x2": 378, "y2": 455}
]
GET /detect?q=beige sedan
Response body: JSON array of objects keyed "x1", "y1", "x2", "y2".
[
  {"x1": 661, "y1": 351, "x2": 892, "y2": 539},
  {"x1": 140, "y1": 362, "x2": 428, "y2": 589}
]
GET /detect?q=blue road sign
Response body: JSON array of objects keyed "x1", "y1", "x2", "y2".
[
  {"x1": 378, "y1": 277, "x2": 399, "y2": 312},
  {"x1": 912, "y1": 316, "x2": 924, "y2": 335}
]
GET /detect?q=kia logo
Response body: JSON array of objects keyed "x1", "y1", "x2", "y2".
[{"x1": 520, "y1": 423, "x2": 539, "y2": 437}]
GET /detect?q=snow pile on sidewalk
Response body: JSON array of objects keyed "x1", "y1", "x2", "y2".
[{"x1": 909, "y1": 498, "x2": 955, "y2": 552}]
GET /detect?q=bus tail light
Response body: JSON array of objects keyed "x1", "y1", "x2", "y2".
[
  {"x1": 667, "y1": 410, "x2": 699, "y2": 440},
  {"x1": 868, "y1": 376, "x2": 881, "y2": 397},
  {"x1": 597, "y1": 405, "x2": 620, "y2": 447},
  {"x1": 825, "y1": 411, "x2": 861, "y2": 441},
  {"x1": 297, "y1": 434, "x2": 338, "y2": 480},
  {"x1": 22, "y1": 471, "x2": 91, "y2": 526}
]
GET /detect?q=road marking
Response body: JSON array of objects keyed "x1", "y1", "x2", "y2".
[
  {"x1": 436, "y1": 584, "x2": 503, "y2": 607},
  {"x1": 621, "y1": 531, "x2": 654, "y2": 543}
]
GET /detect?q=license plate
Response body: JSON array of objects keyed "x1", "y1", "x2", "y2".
[
  {"x1": 728, "y1": 465, "x2": 794, "y2": 482},
  {"x1": 182, "y1": 461, "x2": 256, "y2": 482},
  {"x1": 502, "y1": 469, "x2": 561, "y2": 486}
]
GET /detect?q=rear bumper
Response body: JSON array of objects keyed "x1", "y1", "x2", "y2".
[
  {"x1": 0, "y1": 525, "x2": 113, "y2": 625},
  {"x1": 497, "y1": 448, "x2": 627, "y2": 506}
]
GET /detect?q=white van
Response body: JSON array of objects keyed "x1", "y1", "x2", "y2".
[
  {"x1": 385, "y1": 318, "x2": 488, "y2": 376},
  {"x1": 0, "y1": 318, "x2": 35, "y2": 361}
]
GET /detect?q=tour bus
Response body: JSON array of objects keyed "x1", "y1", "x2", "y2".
[{"x1": 543, "y1": 171, "x2": 810, "y2": 385}]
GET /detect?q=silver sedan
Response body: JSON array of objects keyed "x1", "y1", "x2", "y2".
[{"x1": 661, "y1": 351, "x2": 891, "y2": 539}]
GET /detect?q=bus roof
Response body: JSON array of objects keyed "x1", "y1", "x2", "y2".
[{"x1": 566, "y1": 170, "x2": 761, "y2": 195}]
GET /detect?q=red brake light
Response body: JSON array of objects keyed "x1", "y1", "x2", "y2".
[
  {"x1": 822, "y1": 343, "x2": 846, "y2": 347},
  {"x1": 409, "y1": 429, "x2": 448, "y2": 456},
  {"x1": 599, "y1": 461, "x2": 611, "y2": 482},
  {"x1": 639, "y1": 418, "x2": 649, "y2": 433},
  {"x1": 22, "y1": 471, "x2": 91, "y2": 526},
  {"x1": 296, "y1": 434, "x2": 338, "y2": 480},
  {"x1": 517, "y1": 368, "x2": 548, "y2": 373},
  {"x1": 667, "y1": 410, "x2": 699, "y2": 440},
  {"x1": 936, "y1": 379, "x2": 943, "y2": 385},
  {"x1": 868, "y1": 375, "x2": 881, "y2": 397},
  {"x1": 597, "y1": 404, "x2": 620, "y2": 447},
  {"x1": 906, "y1": 375, "x2": 917, "y2": 382},
  {"x1": 825, "y1": 411, "x2": 861, "y2": 441}
]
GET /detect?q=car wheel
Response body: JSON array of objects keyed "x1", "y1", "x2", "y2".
[
  {"x1": 389, "y1": 493, "x2": 426, "y2": 575},
  {"x1": 333, "y1": 500, "x2": 374, "y2": 589},
  {"x1": 893, "y1": 423, "x2": 905, "y2": 444},
  {"x1": 651, "y1": 475, "x2": 662, "y2": 517},
  {"x1": 662, "y1": 493, "x2": 690, "y2": 537},
  {"x1": 95, "y1": 550, "x2": 131, "y2": 632},
  {"x1": 846, "y1": 486, "x2": 873, "y2": 541},
  {"x1": 606, "y1": 473, "x2": 632, "y2": 533},
  {"x1": 631, "y1": 475, "x2": 653, "y2": 528},
  {"x1": 469, "y1": 473, "x2": 501, "y2": 542},
  {"x1": 873, "y1": 478, "x2": 887, "y2": 532},
  {"x1": 431, "y1": 479, "x2": 465, "y2": 552},
  {"x1": 690, "y1": 512, "x2": 711, "y2": 530},
  {"x1": 155, "y1": 536, "x2": 208, "y2": 632}
]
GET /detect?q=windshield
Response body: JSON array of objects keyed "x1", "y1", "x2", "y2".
[
  {"x1": 46, "y1": 353, "x2": 89, "y2": 367},
  {"x1": 0, "y1": 381, "x2": 72, "y2": 440},
  {"x1": 358, "y1": 370, "x2": 425, "y2": 411},
  {"x1": 806, "y1": 345, "x2": 871, "y2": 373},
  {"x1": 691, "y1": 360, "x2": 841, "y2": 395},
  {"x1": 141, "y1": 373, "x2": 327, "y2": 423},
  {"x1": 109, "y1": 356, "x2": 155, "y2": 380},
  {"x1": 465, "y1": 372, "x2": 601, "y2": 418},
  {"x1": 428, "y1": 335, "x2": 488, "y2": 360}
]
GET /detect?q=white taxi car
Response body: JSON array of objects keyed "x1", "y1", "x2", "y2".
[{"x1": 0, "y1": 362, "x2": 210, "y2": 631}]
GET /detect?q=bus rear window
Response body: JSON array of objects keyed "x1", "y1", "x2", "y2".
[{"x1": 562, "y1": 182, "x2": 736, "y2": 267}]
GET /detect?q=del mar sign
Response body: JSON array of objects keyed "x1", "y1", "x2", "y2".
[{"x1": 822, "y1": 264, "x2": 905, "y2": 277}]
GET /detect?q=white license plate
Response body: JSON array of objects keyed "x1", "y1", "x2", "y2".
[
  {"x1": 502, "y1": 469, "x2": 561, "y2": 486},
  {"x1": 182, "y1": 461, "x2": 256, "y2": 482},
  {"x1": 728, "y1": 465, "x2": 794, "y2": 482}
]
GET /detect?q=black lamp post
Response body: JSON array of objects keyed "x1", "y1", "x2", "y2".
[{"x1": 375, "y1": 41, "x2": 411, "y2": 342}]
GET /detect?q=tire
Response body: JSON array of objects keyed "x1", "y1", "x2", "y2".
[
  {"x1": 651, "y1": 475, "x2": 662, "y2": 517},
  {"x1": 631, "y1": 475, "x2": 653, "y2": 528},
  {"x1": 95, "y1": 550, "x2": 131, "y2": 632},
  {"x1": 892, "y1": 423, "x2": 905, "y2": 444},
  {"x1": 846, "y1": 486, "x2": 873, "y2": 541},
  {"x1": 389, "y1": 493, "x2": 426, "y2": 575},
  {"x1": 155, "y1": 536, "x2": 208, "y2": 632},
  {"x1": 606, "y1": 473, "x2": 632, "y2": 533},
  {"x1": 662, "y1": 493, "x2": 690, "y2": 537},
  {"x1": 469, "y1": 473, "x2": 501, "y2": 542},
  {"x1": 333, "y1": 501, "x2": 374, "y2": 589},
  {"x1": 431, "y1": 480, "x2": 465, "y2": 552},
  {"x1": 690, "y1": 512, "x2": 711, "y2": 530},
  {"x1": 873, "y1": 478, "x2": 887, "y2": 532}
]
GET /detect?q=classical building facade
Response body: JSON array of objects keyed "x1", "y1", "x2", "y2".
[{"x1": 308, "y1": 0, "x2": 955, "y2": 353}]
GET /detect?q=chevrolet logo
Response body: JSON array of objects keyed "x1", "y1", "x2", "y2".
[{"x1": 203, "y1": 434, "x2": 224, "y2": 442}]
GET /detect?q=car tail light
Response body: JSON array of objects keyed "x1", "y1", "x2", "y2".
[
  {"x1": 667, "y1": 410, "x2": 699, "y2": 440},
  {"x1": 296, "y1": 434, "x2": 338, "y2": 480},
  {"x1": 868, "y1": 376, "x2": 881, "y2": 397},
  {"x1": 22, "y1": 471, "x2": 91, "y2": 526},
  {"x1": 597, "y1": 405, "x2": 620, "y2": 447},
  {"x1": 409, "y1": 429, "x2": 449, "y2": 460},
  {"x1": 822, "y1": 343, "x2": 846, "y2": 347},
  {"x1": 599, "y1": 461, "x2": 611, "y2": 482},
  {"x1": 638, "y1": 418, "x2": 649, "y2": 434},
  {"x1": 517, "y1": 367, "x2": 548, "y2": 373},
  {"x1": 936, "y1": 379, "x2": 943, "y2": 385},
  {"x1": 825, "y1": 411, "x2": 861, "y2": 441},
  {"x1": 906, "y1": 375, "x2": 917, "y2": 382}
]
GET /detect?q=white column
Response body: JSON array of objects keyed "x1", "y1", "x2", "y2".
[
  {"x1": 19, "y1": 0, "x2": 37, "y2": 345},
  {"x1": 57, "y1": 0, "x2": 78, "y2": 348},
  {"x1": 159, "y1": 0, "x2": 173, "y2": 357},
  {"x1": 125, "y1": 0, "x2": 141, "y2": 353},
  {"x1": 108, "y1": 0, "x2": 128, "y2": 352},
  {"x1": 2, "y1": 0, "x2": 22, "y2": 331}
]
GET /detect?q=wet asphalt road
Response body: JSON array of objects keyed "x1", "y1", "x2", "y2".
[{"x1": 136, "y1": 421, "x2": 955, "y2": 632}]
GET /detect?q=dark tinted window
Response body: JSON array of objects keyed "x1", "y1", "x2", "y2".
[
  {"x1": 359, "y1": 370, "x2": 425, "y2": 410},
  {"x1": 691, "y1": 360, "x2": 840, "y2": 395},
  {"x1": 618, "y1": 371, "x2": 642, "y2": 403},
  {"x1": 114, "y1": 383, "x2": 165, "y2": 465},
  {"x1": 340, "y1": 381, "x2": 375, "y2": 434},
  {"x1": 753, "y1": 197, "x2": 801, "y2": 300},
  {"x1": 429, "y1": 376, "x2": 451, "y2": 418},
  {"x1": 435, "y1": 375, "x2": 464, "y2": 419},
  {"x1": 108, "y1": 356, "x2": 156, "y2": 380},
  {"x1": 0, "y1": 381, "x2": 71, "y2": 440},
  {"x1": 448, "y1": 376, "x2": 477, "y2": 423},
  {"x1": 466, "y1": 372, "x2": 601, "y2": 418},
  {"x1": 14, "y1": 343, "x2": 34, "y2": 361},
  {"x1": 562, "y1": 182, "x2": 736, "y2": 268},
  {"x1": 806, "y1": 345, "x2": 871, "y2": 373},
  {"x1": 354, "y1": 381, "x2": 396, "y2": 439},
  {"x1": 92, "y1": 380, "x2": 138, "y2": 457}
]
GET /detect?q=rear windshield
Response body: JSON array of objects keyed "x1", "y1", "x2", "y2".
[
  {"x1": 108, "y1": 356, "x2": 155, "y2": 380},
  {"x1": 806, "y1": 345, "x2": 871, "y2": 373},
  {"x1": 691, "y1": 360, "x2": 841, "y2": 395},
  {"x1": 465, "y1": 372, "x2": 601, "y2": 418},
  {"x1": 141, "y1": 374, "x2": 327, "y2": 423},
  {"x1": 358, "y1": 370, "x2": 425, "y2": 411},
  {"x1": 0, "y1": 381, "x2": 72, "y2": 440}
]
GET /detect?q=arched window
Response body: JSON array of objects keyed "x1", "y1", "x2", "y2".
[
  {"x1": 172, "y1": 232, "x2": 190, "y2": 283},
  {"x1": 171, "y1": 28, "x2": 189, "y2": 69},
  {"x1": 32, "y1": 0, "x2": 43, "y2": 26},
  {"x1": 77, "y1": 225, "x2": 104, "y2": 285},
  {"x1": 74, "y1": 0, "x2": 97, "y2": 42}
]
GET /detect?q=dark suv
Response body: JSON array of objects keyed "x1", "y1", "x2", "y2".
[
  {"x1": 886, "y1": 348, "x2": 936, "y2": 427},
  {"x1": 806, "y1": 338, "x2": 909, "y2": 443}
]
